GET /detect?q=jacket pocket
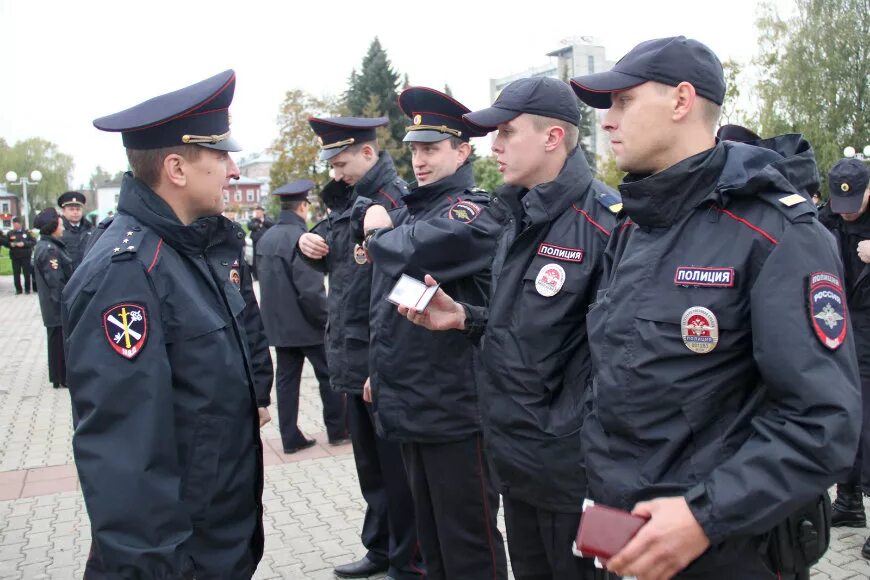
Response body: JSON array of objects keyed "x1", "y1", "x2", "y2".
[{"x1": 181, "y1": 414, "x2": 228, "y2": 523}]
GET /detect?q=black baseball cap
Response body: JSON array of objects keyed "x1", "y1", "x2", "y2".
[
  {"x1": 829, "y1": 158, "x2": 870, "y2": 214},
  {"x1": 571, "y1": 36, "x2": 725, "y2": 109},
  {"x1": 463, "y1": 77, "x2": 580, "y2": 130}
]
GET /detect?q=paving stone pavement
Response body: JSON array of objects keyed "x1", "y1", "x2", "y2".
[{"x1": 0, "y1": 274, "x2": 868, "y2": 578}]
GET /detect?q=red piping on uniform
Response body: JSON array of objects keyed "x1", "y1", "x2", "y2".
[
  {"x1": 476, "y1": 434, "x2": 499, "y2": 580},
  {"x1": 620, "y1": 219, "x2": 634, "y2": 233},
  {"x1": 572, "y1": 204, "x2": 611, "y2": 236},
  {"x1": 447, "y1": 195, "x2": 455, "y2": 204},
  {"x1": 128, "y1": 74, "x2": 235, "y2": 132},
  {"x1": 378, "y1": 189, "x2": 399, "y2": 208},
  {"x1": 147, "y1": 239, "x2": 163, "y2": 273},
  {"x1": 716, "y1": 207, "x2": 779, "y2": 245}
]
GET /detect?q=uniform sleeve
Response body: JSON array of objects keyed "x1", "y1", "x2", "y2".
[
  {"x1": 239, "y1": 260, "x2": 274, "y2": 407},
  {"x1": 685, "y1": 220, "x2": 861, "y2": 543},
  {"x1": 23, "y1": 232, "x2": 36, "y2": 249},
  {"x1": 296, "y1": 218, "x2": 330, "y2": 274},
  {"x1": 459, "y1": 302, "x2": 488, "y2": 343},
  {"x1": 36, "y1": 247, "x2": 65, "y2": 304},
  {"x1": 367, "y1": 202, "x2": 501, "y2": 284},
  {"x1": 62, "y1": 259, "x2": 193, "y2": 576},
  {"x1": 349, "y1": 196, "x2": 376, "y2": 243},
  {"x1": 290, "y1": 250, "x2": 329, "y2": 330}
]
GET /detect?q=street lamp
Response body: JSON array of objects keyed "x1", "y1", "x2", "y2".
[
  {"x1": 4, "y1": 170, "x2": 42, "y2": 230},
  {"x1": 843, "y1": 145, "x2": 870, "y2": 162}
]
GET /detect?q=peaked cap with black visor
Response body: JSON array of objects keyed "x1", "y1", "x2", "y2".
[
  {"x1": 398, "y1": 86, "x2": 488, "y2": 143},
  {"x1": 93, "y1": 69, "x2": 241, "y2": 152},
  {"x1": 308, "y1": 117, "x2": 389, "y2": 161}
]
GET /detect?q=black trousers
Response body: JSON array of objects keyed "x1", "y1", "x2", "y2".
[
  {"x1": 11, "y1": 256, "x2": 32, "y2": 293},
  {"x1": 503, "y1": 497, "x2": 606, "y2": 580},
  {"x1": 46, "y1": 326, "x2": 65, "y2": 387},
  {"x1": 401, "y1": 434, "x2": 507, "y2": 580},
  {"x1": 843, "y1": 374, "x2": 870, "y2": 492},
  {"x1": 274, "y1": 344, "x2": 346, "y2": 448},
  {"x1": 346, "y1": 394, "x2": 423, "y2": 579}
]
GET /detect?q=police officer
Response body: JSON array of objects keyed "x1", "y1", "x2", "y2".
[
  {"x1": 32, "y1": 208, "x2": 73, "y2": 389},
  {"x1": 819, "y1": 159, "x2": 870, "y2": 557},
  {"x1": 63, "y1": 70, "x2": 273, "y2": 578},
  {"x1": 247, "y1": 205, "x2": 272, "y2": 280},
  {"x1": 256, "y1": 179, "x2": 347, "y2": 452},
  {"x1": 57, "y1": 191, "x2": 94, "y2": 269},
  {"x1": 399, "y1": 78, "x2": 620, "y2": 579},
  {"x1": 298, "y1": 117, "x2": 420, "y2": 579},
  {"x1": 6, "y1": 216, "x2": 36, "y2": 294},
  {"x1": 354, "y1": 87, "x2": 507, "y2": 579},
  {"x1": 568, "y1": 36, "x2": 860, "y2": 578}
]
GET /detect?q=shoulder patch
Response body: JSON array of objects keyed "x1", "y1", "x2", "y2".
[
  {"x1": 448, "y1": 200, "x2": 482, "y2": 223},
  {"x1": 103, "y1": 302, "x2": 149, "y2": 360},
  {"x1": 109, "y1": 228, "x2": 144, "y2": 262},
  {"x1": 808, "y1": 272, "x2": 846, "y2": 350}
]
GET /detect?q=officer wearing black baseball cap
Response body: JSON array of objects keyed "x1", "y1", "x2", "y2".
[
  {"x1": 570, "y1": 37, "x2": 859, "y2": 579},
  {"x1": 64, "y1": 69, "x2": 274, "y2": 579},
  {"x1": 400, "y1": 76, "x2": 620, "y2": 579},
  {"x1": 819, "y1": 158, "x2": 870, "y2": 559}
]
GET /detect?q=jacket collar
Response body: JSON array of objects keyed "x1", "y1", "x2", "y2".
[
  {"x1": 404, "y1": 162, "x2": 475, "y2": 209},
  {"x1": 278, "y1": 210, "x2": 307, "y2": 227},
  {"x1": 354, "y1": 151, "x2": 399, "y2": 199},
  {"x1": 619, "y1": 144, "x2": 725, "y2": 228},
  {"x1": 116, "y1": 172, "x2": 241, "y2": 255},
  {"x1": 40, "y1": 234, "x2": 66, "y2": 248}
]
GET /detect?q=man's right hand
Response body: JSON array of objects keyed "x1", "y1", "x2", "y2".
[
  {"x1": 363, "y1": 377, "x2": 372, "y2": 403},
  {"x1": 398, "y1": 275, "x2": 466, "y2": 331},
  {"x1": 298, "y1": 233, "x2": 329, "y2": 259}
]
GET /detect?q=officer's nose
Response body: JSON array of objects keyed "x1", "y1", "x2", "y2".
[
  {"x1": 602, "y1": 107, "x2": 617, "y2": 133},
  {"x1": 227, "y1": 156, "x2": 240, "y2": 180}
]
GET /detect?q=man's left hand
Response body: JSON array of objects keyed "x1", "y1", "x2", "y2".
[
  {"x1": 364, "y1": 205, "x2": 393, "y2": 233},
  {"x1": 257, "y1": 407, "x2": 271, "y2": 428},
  {"x1": 606, "y1": 496, "x2": 710, "y2": 580},
  {"x1": 858, "y1": 240, "x2": 870, "y2": 264}
]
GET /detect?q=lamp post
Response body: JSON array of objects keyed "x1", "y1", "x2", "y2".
[
  {"x1": 843, "y1": 145, "x2": 870, "y2": 162},
  {"x1": 4, "y1": 170, "x2": 42, "y2": 230}
]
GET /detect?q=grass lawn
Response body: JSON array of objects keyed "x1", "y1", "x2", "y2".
[{"x1": 0, "y1": 246, "x2": 11, "y2": 276}]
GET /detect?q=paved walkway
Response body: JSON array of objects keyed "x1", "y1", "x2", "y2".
[{"x1": 0, "y1": 275, "x2": 868, "y2": 578}]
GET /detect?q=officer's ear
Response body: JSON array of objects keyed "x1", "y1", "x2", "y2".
[
  {"x1": 543, "y1": 125, "x2": 566, "y2": 153},
  {"x1": 672, "y1": 81, "x2": 697, "y2": 123},
  {"x1": 456, "y1": 141, "x2": 472, "y2": 166},
  {"x1": 162, "y1": 153, "x2": 188, "y2": 188}
]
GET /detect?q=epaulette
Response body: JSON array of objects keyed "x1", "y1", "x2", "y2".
[
  {"x1": 110, "y1": 225, "x2": 144, "y2": 262},
  {"x1": 593, "y1": 187, "x2": 623, "y2": 214},
  {"x1": 465, "y1": 187, "x2": 490, "y2": 199},
  {"x1": 754, "y1": 191, "x2": 816, "y2": 223}
]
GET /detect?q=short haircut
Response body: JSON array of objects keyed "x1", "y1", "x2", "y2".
[
  {"x1": 126, "y1": 145, "x2": 204, "y2": 188},
  {"x1": 652, "y1": 82, "x2": 721, "y2": 130},
  {"x1": 528, "y1": 114, "x2": 580, "y2": 151},
  {"x1": 39, "y1": 219, "x2": 59, "y2": 236},
  {"x1": 345, "y1": 141, "x2": 379, "y2": 155},
  {"x1": 280, "y1": 199, "x2": 307, "y2": 212}
]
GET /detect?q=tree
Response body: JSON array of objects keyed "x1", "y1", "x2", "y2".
[
  {"x1": 269, "y1": 89, "x2": 342, "y2": 218},
  {"x1": 89, "y1": 166, "x2": 125, "y2": 190},
  {"x1": 596, "y1": 154, "x2": 625, "y2": 190},
  {"x1": 344, "y1": 38, "x2": 411, "y2": 178},
  {"x1": 720, "y1": 59, "x2": 756, "y2": 128},
  {"x1": 753, "y1": 0, "x2": 870, "y2": 183},
  {"x1": 473, "y1": 156, "x2": 502, "y2": 194},
  {"x1": 0, "y1": 137, "x2": 74, "y2": 216}
]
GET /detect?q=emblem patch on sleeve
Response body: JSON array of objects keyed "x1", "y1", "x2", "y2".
[
  {"x1": 448, "y1": 200, "x2": 481, "y2": 224},
  {"x1": 103, "y1": 303, "x2": 148, "y2": 360},
  {"x1": 537, "y1": 243, "x2": 584, "y2": 263},
  {"x1": 49, "y1": 258, "x2": 59, "y2": 270},
  {"x1": 674, "y1": 267, "x2": 735, "y2": 288},
  {"x1": 808, "y1": 272, "x2": 847, "y2": 350}
]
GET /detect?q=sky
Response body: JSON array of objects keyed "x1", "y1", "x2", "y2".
[{"x1": 1, "y1": 0, "x2": 795, "y2": 189}]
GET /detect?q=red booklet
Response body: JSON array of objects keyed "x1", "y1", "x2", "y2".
[{"x1": 575, "y1": 503, "x2": 650, "y2": 561}]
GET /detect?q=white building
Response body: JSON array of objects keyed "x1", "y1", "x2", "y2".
[
  {"x1": 95, "y1": 178, "x2": 123, "y2": 222},
  {"x1": 237, "y1": 151, "x2": 275, "y2": 197},
  {"x1": 490, "y1": 36, "x2": 614, "y2": 161}
]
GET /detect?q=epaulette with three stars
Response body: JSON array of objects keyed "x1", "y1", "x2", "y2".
[{"x1": 110, "y1": 226, "x2": 144, "y2": 262}]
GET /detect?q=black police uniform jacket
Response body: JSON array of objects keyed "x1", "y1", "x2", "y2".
[
  {"x1": 247, "y1": 217, "x2": 274, "y2": 245},
  {"x1": 6, "y1": 228, "x2": 36, "y2": 260},
  {"x1": 462, "y1": 147, "x2": 620, "y2": 511},
  {"x1": 61, "y1": 216, "x2": 94, "y2": 269},
  {"x1": 256, "y1": 210, "x2": 328, "y2": 348},
  {"x1": 299, "y1": 152, "x2": 406, "y2": 395},
  {"x1": 62, "y1": 173, "x2": 273, "y2": 579},
  {"x1": 33, "y1": 235, "x2": 73, "y2": 328},
  {"x1": 584, "y1": 136, "x2": 861, "y2": 564},
  {"x1": 355, "y1": 162, "x2": 500, "y2": 442}
]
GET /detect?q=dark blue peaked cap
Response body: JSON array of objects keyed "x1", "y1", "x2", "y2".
[
  {"x1": 273, "y1": 179, "x2": 315, "y2": 200},
  {"x1": 398, "y1": 87, "x2": 488, "y2": 143},
  {"x1": 308, "y1": 116, "x2": 388, "y2": 161},
  {"x1": 93, "y1": 70, "x2": 241, "y2": 152}
]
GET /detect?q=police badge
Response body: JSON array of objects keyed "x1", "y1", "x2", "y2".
[{"x1": 102, "y1": 303, "x2": 148, "y2": 360}]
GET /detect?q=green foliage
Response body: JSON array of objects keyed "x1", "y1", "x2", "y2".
[
  {"x1": 596, "y1": 155, "x2": 626, "y2": 190},
  {"x1": 0, "y1": 137, "x2": 74, "y2": 219},
  {"x1": 753, "y1": 0, "x2": 870, "y2": 184},
  {"x1": 344, "y1": 38, "x2": 411, "y2": 179},
  {"x1": 720, "y1": 59, "x2": 755, "y2": 128},
  {"x1": 473, "y1": 156, "x2": 503, "y2": 194},
  {"x1": 89, "y1": 166, "x2": 125, "y2": 190},
  {"x1": 0, "y1": 246, "x2": 10, "y2": 276}
]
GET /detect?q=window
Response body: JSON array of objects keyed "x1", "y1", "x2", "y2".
[
  {"x1": 246, "y1": 189, "x2": 255, "y2": 202},
  {"x1": 0, "y1": 201, "x2": 9, "y2": 213},
  {"x1": 235, "y1": 191, "x2": 242, "y2": 202}
]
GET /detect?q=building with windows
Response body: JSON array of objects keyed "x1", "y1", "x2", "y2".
[
  {"x1": 223, "y1": 175, "x2": 264, "y2": 219},
  {"x1": 0, "y1": 185, "x2": 22, "y2": 230},
  {"x1": 490, "y1": 36, "x2": 614, "y2": 161}
]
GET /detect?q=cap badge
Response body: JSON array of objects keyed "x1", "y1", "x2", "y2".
[
  {"x1": 681, "y1": 306, "x2": 719, "y2": 354},
  {"x1": 413, "y1": 114, "x2": 422, "y2": 125},
  {"x1": 841, "y1": 183, "x2": 851, "y2": 192}
]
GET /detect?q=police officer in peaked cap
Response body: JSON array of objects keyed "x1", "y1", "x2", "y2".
[
  {"x1": 570, "y1": 36, "x2": 859, "y2": 578},
  {"x1": 64, "y1": 69, "x2": 274, "y2": 579},
  {"x1": 58, "y1": 190, "x2": 94, "y2": 269}
]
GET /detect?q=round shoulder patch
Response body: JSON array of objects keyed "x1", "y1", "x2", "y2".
[
  {"x1": 681, "y1": 306, "x2": 719, "y2": 354},
  {"x1": 448, "y1": 200, "x2": 482, "y2": 223},
  {"x1": 535, "y1": 263, "x2": 566, "y2": 297},
  {"x1": 809, "y1": 272, "x2": 846, "y2": 350}
]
